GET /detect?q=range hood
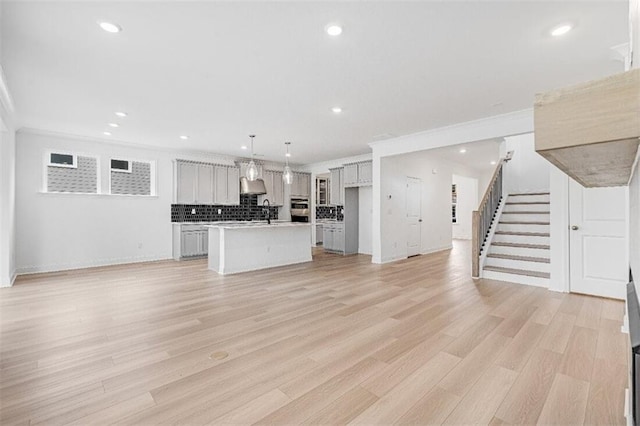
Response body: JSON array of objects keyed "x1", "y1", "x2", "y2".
[
  {"x1": 534, "y1": 68, "x2": 640, "y2": 187},
  {"x1": 239, "y1": 177, "x2": 267, "y2": 195}
]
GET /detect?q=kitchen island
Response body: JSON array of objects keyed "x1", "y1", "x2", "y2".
[{"x1": 206, "y1": 222, "x2": 312, "y2": 275}]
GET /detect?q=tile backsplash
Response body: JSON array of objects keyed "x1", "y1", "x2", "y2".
[
  {"x1": 316, "y1": 205, "x2": 344, "y2": 221},
  {"x1": 172, "y1": 194, "x2": 279, "y2": 223}
]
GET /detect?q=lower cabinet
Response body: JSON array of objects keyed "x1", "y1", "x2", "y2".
[
  {"x1": 323, "y1": 222, "x2": 345, "y2": 253},
  {"x1": 173, "y1": 224, "x2": 208, "y2": 259},
  {"x1": 315, "y1": 224, "x2": 323, "y2": 245}
]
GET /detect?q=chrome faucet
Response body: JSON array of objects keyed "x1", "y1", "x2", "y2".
[{"x1": 262, "y1": 199, "x2": 271, "y2": 224}]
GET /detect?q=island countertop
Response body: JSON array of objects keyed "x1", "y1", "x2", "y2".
[
  {"x1": 205, "y1": 222, "x2": 311, "y2": 230},
  {"x1": 207, "y1": 222, "x2": 312, "y2": 274}
]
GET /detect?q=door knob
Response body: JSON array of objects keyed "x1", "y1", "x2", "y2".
[{"x1": 571, "y1": 225, "x2": 579, "y2": 230}]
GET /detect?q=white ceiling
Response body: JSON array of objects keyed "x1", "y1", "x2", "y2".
[
  {"x1": 426, "y1": 139, "x2": 503, "y2": 175},
  {"x1": 1, "y1": 1, "x2": 628, "y2": 164}
]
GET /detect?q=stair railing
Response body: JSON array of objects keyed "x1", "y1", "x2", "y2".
[{"x1": 472, "y1": 153, "x2": 511, "y2": 278}]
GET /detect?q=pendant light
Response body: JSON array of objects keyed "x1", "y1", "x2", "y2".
[
  {"x1": 246, "y1": 134, "x2": 259, "y2": 181},
  {"x1": 283, "y1": 142, "x2": 293, "y2": 185}
]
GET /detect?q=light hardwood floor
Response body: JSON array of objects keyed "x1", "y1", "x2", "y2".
[{"x1": 0, "y1": 241, "x2": 628, "y2": 425}]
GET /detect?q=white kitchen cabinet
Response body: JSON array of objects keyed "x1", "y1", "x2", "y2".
[
  {"x1": 343, "y1": 161, "x2": 372, "y2": 188},
  {"x1": 358, "y1": 161, "x2": 373, "y2": 184},
  {"x1": 173, "y1": 224, "x2": 208, "y2": 259},
  {"x1": 323, "y1": 222, "x2": 345, "y2": 253},
  {"x1": 259, "y1": 170, "x2": 285, "y2": 206},
  {"x1": 227, "y1": 166, "x2": 240, "y2": 205},
  {"x1": 291, "y1": 172, "x2": 311, "y2": 198},
  {"x1": 272, "y1": 171, "x2": 284, "y2": 205},
  {"x1": 343, "y1": 164, "x2": 358, "y2": 187},
  {"x1": 177, "y1": 162, "x2": 197, "y2": 204},
  {"x1": 176, "y1": 161, "x2": 238, "y2": 205},
  {"x1": 329, "y1": 167, "x2": 344, "y2": 205},
  {"x1": 196, "y1": 164, "x2": 214, "y2": 204},
  {"x1": 214, "y1": 165, "x2": 240, "y2": 205},
  {"x1": 315, "y1": 223, "x2": 323, "y2": 244}
]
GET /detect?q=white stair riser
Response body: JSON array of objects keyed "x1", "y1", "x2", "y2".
[
  {"x1": 497, "y1": 223, "x2": 550, "y2": 233},
  {"x1": 485, "y1": 257, "x2": 550, "y2": 273},
  {"x1": 500, "y1": 212, "x2": 550, "y2": 222},
  {"x1": 508, "y1": 194, "x2": 550, "y2": 203},
  {"x1": 503, "y1": 204, "x2": 550, "y2": 213},
  {"x1": 490, "y1": 245, "x2": 550, "y2": 258},
  {"x1": 493, "y1": 233, "x2": 550, "y2": 245},
  {"x1": 482, "y1": 270, "x2": 549, "y2": 287}
]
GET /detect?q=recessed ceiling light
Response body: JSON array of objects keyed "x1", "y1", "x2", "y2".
[
  {"x1": 108, "y1": 123, "x2": 119, "y2": 128},
  {"x1": 241, "y1": 145, "x2": 247, "y2": 150},
  {"x1": 180, "y1": 135, "x2": 189, "y2": 140},
  {"x1": 103, "y1": 131, "x2": 112, "y2": 136},
  {"x1": 98, "y1": 21, "x2": 122, "y2": 33},
  {"x1": 326, "y1": 25, "x2": 343, "y2": 36},
  {"x1": 332, "y1": 107, "x2": 342, "y2": 113},
  {"x1": 115, "y1": 111, "x2": 127, "y2": 118},
  {"x1": 459, "y1": 148, "x2": 467, "y2": 154},
  {"x1": 491, "y1": 160, "x2": 497, "y2": 165},
  {"x1": 551, "y1": 24, "x2": 572, "y2": 37}
]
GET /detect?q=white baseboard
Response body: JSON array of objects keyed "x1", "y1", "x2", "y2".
[
  {"x1": 15, "y1": 255, "x2": 172, "y2": 276},
  {"x1": 421, "y1": 245, "x2": 453, "y2": 256}
]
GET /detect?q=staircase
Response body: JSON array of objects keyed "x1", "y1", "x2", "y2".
[{"x1": 481, "y1": 192, "x2": 551, "y2": 287}]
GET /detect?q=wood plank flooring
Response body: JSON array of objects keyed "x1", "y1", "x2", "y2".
[{"x1": 0, "y1": 241, "x2": 628, "y2": 425}]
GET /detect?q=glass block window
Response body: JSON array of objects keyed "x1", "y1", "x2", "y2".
[
  {"x1": 110, "y1": 160, "x2": 151, "y2": 195},
  {"x1": 47, "y1": 155, "x2": 98, "y2": 193}
]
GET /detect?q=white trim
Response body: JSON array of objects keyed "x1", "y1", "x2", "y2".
[
  {"x1": 16, "y1": 255, "x2": 172, "y2": 276},
  {"x1": 549, "y1": 166, "x2": 570, "y2": 293},
  {"x1": 0, "y1": 65, "x2": 15, "y2": 115},
  {"x1": 369, "y1": 109, "x2": 533, "y2": 159}
]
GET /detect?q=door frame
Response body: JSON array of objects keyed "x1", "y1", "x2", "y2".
[
  {"x1": 549, "y1": 168, "x2": 630, "y2": 297},
  {"x1": 406, "y1": 176, "x2": 422, "y2": 257}
]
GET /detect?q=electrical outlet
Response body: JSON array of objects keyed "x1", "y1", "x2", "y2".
[
  {"x1": 217, "y1": 209, "x2": 222, "y2": 215},
  {"x1": 191, "y1": 208, "x2": 196, "y2": 215}
]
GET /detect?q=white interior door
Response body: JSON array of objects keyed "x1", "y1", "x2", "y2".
[
  {"x1": 569, "y1": 180, "x2": 628, "y2": 299},
  {"x1": 406, "y1": 177, "x2": 422, "y2": 257}
]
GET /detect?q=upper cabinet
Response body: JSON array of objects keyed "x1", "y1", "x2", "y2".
[
  {"x1": 259, "y1": 170, "x2": 285, "y2": 206},
  {"x1": 291, "y1": 172, "x2": 311, "y2": 198},
  {"x1": 534, "y1": 69, "x2": 640, "y2": 187},
  {"x1": 214, "y1": 165, "x2": 240, "y2": 205},
  {"x1": 177, "y1": 162, "x2": 215, "y2": 204},
  {"x1": 343, "y1": 161, "x2": 373, "y2": 188},
  {"x1": 329, "y1": 167, "x2": 344, "y2": 205},
  {"x1": 176, "y1": 160, "x2": 240, "y2": 205},
  {"x1": 316, "y1": 177, "x2": 329, "y2": 205}
]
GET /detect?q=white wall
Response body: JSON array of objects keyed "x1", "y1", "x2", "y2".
[
  {"x1": 14, "y1": 129, "x2": 276, "y2": 274},
  {"x1": 501, "y1": 133, "x2": 550, "y2": 195},
  {"x1": 379, "y1": 151, "x2": 489, "y2": 263},
  {"x1": 630, "y1": 151, "x2": 640, "y2": 290},
  {"x1": 358, "y1": 186, "x2": 372, "y2": 254},
  {"x1": 0, "y1": 61, "x2": 17, "y2": 286},
  {"x1": 0, "y1": 107, "x2": 16, "y2": 286},
  {"x1": 452, "y1": 174, "x2": 478, "y2": 240}
]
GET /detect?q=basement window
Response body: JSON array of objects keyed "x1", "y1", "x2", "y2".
[
  {"x1": 109, "y1": 159, "x2": 155, "y2": 196},
  {"x1": 48, "y1": 153, "x2": 77, "y2": 168},
  {"x1": 45, "y1": 152, "x2": 99, "y2": 194},
  {"x1": 110, "y1": 159, "x2": 131, "y2": 173}
]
